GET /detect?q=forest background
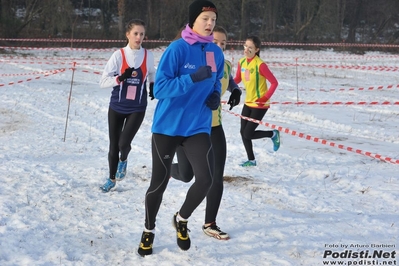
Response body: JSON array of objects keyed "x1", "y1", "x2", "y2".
[{"x1": 1, "y1": 0, "x2": 399, "y2": 51}]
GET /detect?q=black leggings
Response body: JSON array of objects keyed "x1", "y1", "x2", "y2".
[
  {"x1": 144, "y1": 133, "x2": 214, "y2": 230},
  {"x1": 240, "y1": 105, "x2": 273, "y2": 161},
  {"x1": 170, "y1": 125, "x2": 226, "y2": 224},
  {"x1": 108, "y1": 107, "x2": 145, "y2": 179}
]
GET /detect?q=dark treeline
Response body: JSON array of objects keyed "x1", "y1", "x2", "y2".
[{"x1": 1, "y1": 0, "x2": 399, "y2": 45}]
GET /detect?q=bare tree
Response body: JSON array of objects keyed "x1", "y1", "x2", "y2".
[
  {"x1": 260, "y1": 0, "x2": 279, "y2": 41},
  {"x1": 367, "y1": 1, "x2": 398, "y2": 43},
  {"x1": 346, "y1": 0, "x2": 362, "y2": 43},
  {"x1": 117, "y1": 0, "x2": 125, "y2": 39},
  {"x1": 335, "y1": 0, "x2": 346, "y2": 41},
  {"x1": 239, "y1": 0, "x2": 248, "y2": 39},
  {"x1": 15, "y1": 0, "x2": 44, "y2": 37},
  {"x1": 294, "y1": 0, "x2": 322, "y2": 42},
  {"x1": 99, "y1": 0, "x2": 114, "y2": 39},
  {"x1": 1, "y1": 0, "x2": 399, "y2": 45},
  {"x1": 69, "y1": 0, "x2": 83, "y2": 40},
  {"x1": 0, "y1": 0, "x2": 14, "y2": 37},
  {"x1": 156, "y1": 0, "x2": 187, "y2": 40}
]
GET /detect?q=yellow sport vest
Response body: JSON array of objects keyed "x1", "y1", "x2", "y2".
[
  {"x1": 212, "y1": 59, "x2": 231, "y2": 127},
  {"x1": 239, "y1": 56, "x2": 269, "y2": 108}
]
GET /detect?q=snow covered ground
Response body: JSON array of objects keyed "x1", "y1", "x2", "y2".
[{"x1": 0, "y1": 45, "x2": 398, "y2": 266}]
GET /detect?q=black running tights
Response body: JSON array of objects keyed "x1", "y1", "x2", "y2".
[
  {"x1": 144, "y1": 133, "x2": 214, "y2": 230},
  {"x1": 240, "y1": 105, "x2": 273, "y2": 161},
  {"x1": 170, "y1": 125, "x2": 226, "y2": 224},
  {"x1": 108, "y1": 107, "x2": 145, "y2": 179}
]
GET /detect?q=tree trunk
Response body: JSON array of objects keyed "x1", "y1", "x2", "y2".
[
  {"x1": 146, "y1": 0, "x2": 160, "y2": 39},
  {"x1": 0, "y1": 0, "x2": 13, "y2": 36},
  {"x1": 239, "y1": 0, "x2": 247, "y2": 40},
  {"x1": 269, "y1": 0, "x2": 279, "y2": 41},
  {"x1": 336, "y1": 0, "x2": 346, "y2": 42},
  {"x1": 118, "y1": 0, "x2": 125, "y2": 39},
  {"x1": 294, "y1": 0, "x2": 301, "y2": 34},
  {"x1": 346, "y1": 0, "x2": 362, "y2": 43},
  {"x1": 100, "y1": 0, "x2": 108, "y2": 38},
  {"x1": 260, "y1": 0, "x2": 270, "y2": 40}
]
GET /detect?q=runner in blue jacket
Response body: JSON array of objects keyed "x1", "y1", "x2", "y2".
[
  {"x1": 138, "y1": 0, "x2": 224, "y2": 256},
  {"x1": 151, "y1": 35, "x2": 223, "y2": 136}
]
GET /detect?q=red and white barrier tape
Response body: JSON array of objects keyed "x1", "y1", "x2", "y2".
[
  {"x1": 0, "y1": 69, "x2": 65, "y2": 77},
  {"x1": 0, "y1": 55, "x2": 107, "y2": 61},
  {"x1": 1, "y1": 59, "x2": 106, "y2": 67},
  {"x1": 264, "y1": 101, "x2": 399, "y2": 106},
  {"x1": 0, "y1": 38, "x2": 125, "y2": 43},
  {"x1": 0, "y1": 68, "x2": 66, "y2": 87},
  {"x1": 2, "y1": 38, "x2": 399, "y2": 48},
  {"x1": 269, "y1": 62, "x2": 399, "y2": 72},
  {"x1": 227, "y1": 41, "x2": 399, "y2": 48},
  {"x1": 278, "y1": 84, "x2": 399, "y2": 92},
  {"x1": 257, "y1": 54, "x2": 399, "y2": 60},
  {"x1": 223, "y1": 108, "x2": 399, "y2": 165},
  {"x1": 79, "y1": 69, "x2": 102, "y2": 75},
  {"x1": 3, "y1": 53, "x2": 399, "y2": 61},
  {"x1": 0, "y1": 46, "x2": 167, "y2": 52},
  {"x1": 4, "y1": 57, "x2": 397, "y2": 72},
  {"x1": 221, "y1": 100, "x2": 399, "y2": 106},
  {"x1": 0, "y1": 46, "x2": 117, "y2": 52}
]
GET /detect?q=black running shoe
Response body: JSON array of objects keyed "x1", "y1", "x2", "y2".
[
  {"x1": 137, "y1": 231, "x2": 155, "y2": 256},
  {"x1": 172, "y1": 212, "x2": 191, "y2": 251}
]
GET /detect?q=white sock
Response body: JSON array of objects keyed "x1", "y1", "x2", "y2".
[
  {"x1": 176, "y1": 213, "x2": 188, "y2": 222},
  {"x1": 144, "y1": 228, "x2": 155, "y2": 233},
  {"x1": 272, "y1": 131, "x2": 276, "y2": 138}
]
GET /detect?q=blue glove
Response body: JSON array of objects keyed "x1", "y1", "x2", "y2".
[
  {"x1": 190, "y1": 66, "x2": 212, "y2": 83},
  {"x1": 206, "y1": 90, "x2": 221, "y2": 110}
]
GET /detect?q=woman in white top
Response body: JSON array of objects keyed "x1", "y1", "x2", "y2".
[{"x1": 99, "y1": 19, "x2": 155, "y2": 192}]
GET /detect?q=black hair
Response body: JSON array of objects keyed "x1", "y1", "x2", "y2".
[
  {"x1": 213, "y1": 25, "x2": 227, "y2": 37},
  {"x1": 246, "y1": 35, "x2": 261, "y2": 57}
]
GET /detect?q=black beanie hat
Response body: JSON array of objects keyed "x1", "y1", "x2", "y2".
[{"x1": 188, "y1": 0, "x2": 218, "y2": 28}]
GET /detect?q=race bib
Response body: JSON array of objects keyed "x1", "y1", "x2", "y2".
[
  {"x1": 206, "y1": 51, "x2": 216, "y2": 72},
  {"x1": 126, "y1": 86, "x2": 137, "y2": 100},
  {"x1": 245, "y1": 69, "x2": 250, "y2": 81}
]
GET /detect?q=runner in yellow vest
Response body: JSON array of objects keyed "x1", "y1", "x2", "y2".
[{"x1": 233, "y1": 36, "x2": 280, "y2": 167}]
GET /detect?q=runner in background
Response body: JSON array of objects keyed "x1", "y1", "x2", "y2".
[
  {"x1": 99, "y1": 19, "x2": 155, "y2": 192},
  {"x1": 234, "y1": 35, "x2": 280, "y2": 167},
  {"x1": 170, "y1": 25, "x2": 241, "y2": 240}
]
